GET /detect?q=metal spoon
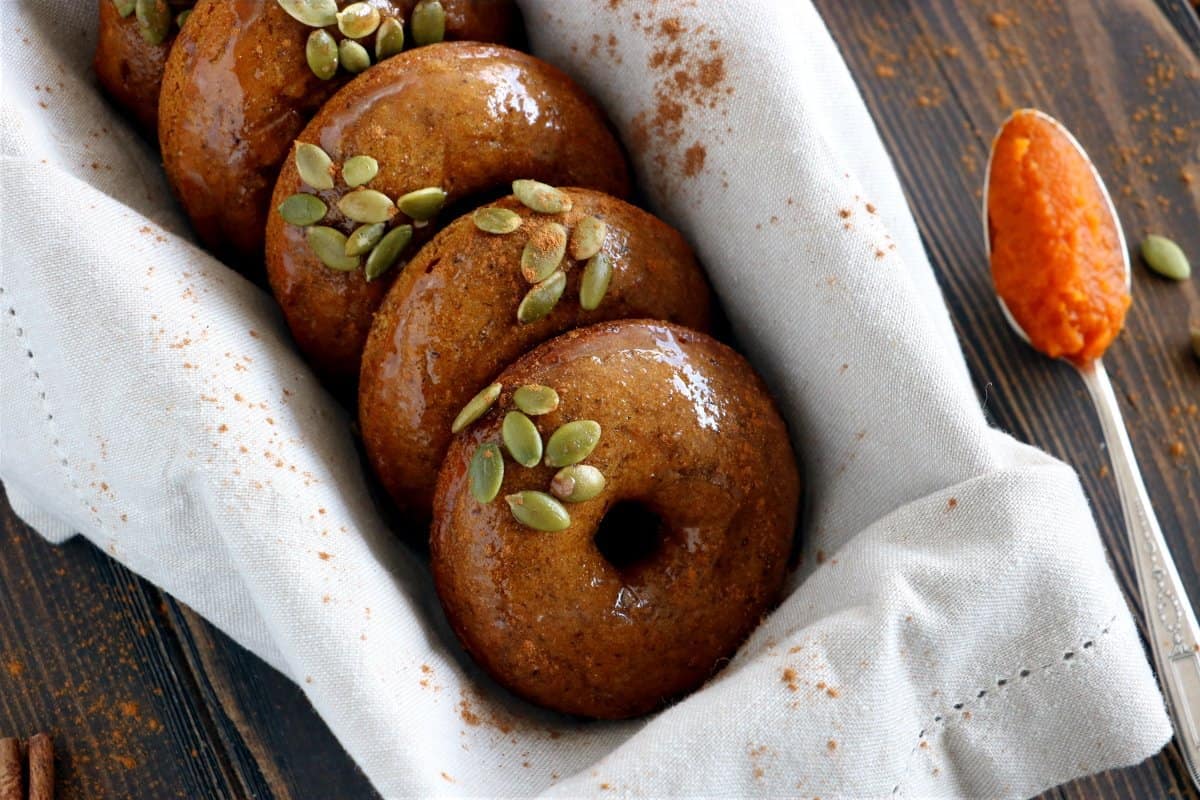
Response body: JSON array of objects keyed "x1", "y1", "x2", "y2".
[{"x1": 983, "y1": 108, "x2": 1200, "y2": 787}]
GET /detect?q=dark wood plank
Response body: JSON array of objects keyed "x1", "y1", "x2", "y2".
[{"x1": 809, "y1": 0, "x2": 1200, "y2": 798}]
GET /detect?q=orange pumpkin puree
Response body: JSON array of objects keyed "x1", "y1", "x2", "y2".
[{"x1": 987, "y1": 110, "x2": 1130, "y2": 365}]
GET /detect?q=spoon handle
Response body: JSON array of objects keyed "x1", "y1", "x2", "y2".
[{"x1": 1080, "y1": 359, "x2": 1200, "y2": 787}]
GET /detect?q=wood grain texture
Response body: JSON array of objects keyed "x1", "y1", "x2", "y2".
[{"x1": 1, "y1": 1, "x2": 1198, "y2": 798}]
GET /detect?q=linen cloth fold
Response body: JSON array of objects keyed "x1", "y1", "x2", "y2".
[{"x1": 0, "y1": 1, "x2": 1170, "y2": 797}]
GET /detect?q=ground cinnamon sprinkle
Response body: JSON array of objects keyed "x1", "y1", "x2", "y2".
[
  {"x1": 875, "y1": 64, "x2": 896, "y2": 79},
  {"x1": 781, "y1": 667, "x2": 799, "y2": 691},
  {"x1": 317, "y1": 551, "x2": 332, "y2": 561},
  {"x1": 988, "y1": 12, "x2": 1014, "y2": 29},
  {"x1": 827, "y1": 739, "x2": 838, "y2": 751},
  {"x1": 682, "y1": 142, "x2": 706, "y2": 176},
  {"x1": 1169, "y1": 441, "x2": 1186, "y2": 459}
]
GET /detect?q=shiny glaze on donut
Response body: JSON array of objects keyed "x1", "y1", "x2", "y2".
[{"x1": 431, "y1": 321, "x2": 800, "y2": 719}]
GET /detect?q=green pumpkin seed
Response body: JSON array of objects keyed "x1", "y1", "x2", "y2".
[
  {"x1": 469, "y1": 443, "x2": 504, "y2": 504},
  {"x1": 342, "y1": 155, "x2": 379, "y2": 187},
  {"x1": 345, "y1": 222, "x2": 386, "y2": 256},
  {"x1": 364, "y1": 224, "x2": 412, "y2": 281},
  {"x1": 114, "y1": 0, "x2": 136, "y2": 18},
  {"x1": 276, "y1": 0, "x2": 337, "y2": 27},
  {"x1": 580, "y1": 251, "x2": 613, "y2": 311},
  {"x1": 1141, "y1": 234, "x2": 1190, "y2": 280},
  {"x1": 550, "y1": 464, "x2": 606, "y2": 503},
  {"x1": 397, "y1": 187, "x2": 447, "y2": 221},
  {"x1": 307, "y1": 226, "x2": 360, "y2": 271},
  {"x1": 338, "y1": 189, "x2": 395, "y2": 224},
  {"x1": 295, "y1": 142, "x2": 335, "y2": 190},
  {"x1": 176, "y1": 9, "x2": 192, "y2": 27},
  {"x1": 451, "y1": 382, "x2": 502, "y2": 434},
  {"x1": 375, "y1": 17, "x2": 405, "y2": 60},
  {"x1": 569, "y1": 216, "x2": 607, "y2": 260},
  {"x1": 513, "y1": 384, "x2": 559, "y2": 415},
  {"x1": 505, "y1": 491, "x2": 571, "y2": 532},
  {"x1": 411, "y1": 0, "x2": 446, "y2": 46},
  {"x1": 517, "y1": 270, "x2": 566, "y2": 324},
  {"x1": 473, "y1": 207, "x2": 523, "y2": 234},
  {"x1": 336, "y1": 2, "x2": 380, "y2": 38},
  {"x1": 521, "y1": 222, "x2": 568, "y2": 283},
  {"x1": 135, "y1": 0, "x2": 171, "y2": 45},
  {"x1": 501, "y1": 411, "x2": 543, "y2": 468},
  {"x1": 338, "y1": 39, "x2": 372, "y2": 74},
  {"x1": 512, "y1": 179, "x2": 573, "y2": 214},
  {"x1": 305, "y1": 28, "x2": 339, "y2": 80},
  {"x1": 544, "y1": 420, "x2": 601, "y2": 467},
  {"x1": 277, "y1": 193, "x2": 328, "y2": 226}
]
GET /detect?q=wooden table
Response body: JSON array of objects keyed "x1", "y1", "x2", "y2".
[{"x1": 2, "y1": 1, "x2": 1198, "y2": 797}]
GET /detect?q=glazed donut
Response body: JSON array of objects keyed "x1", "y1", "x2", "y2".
[
  {"x1": 159, "y1": 0, "x2": 522, "y2": 265},
  {"x1": 94, "y1": 0, "x2": 195, "y2": 135},
  {"x1": 265, "y1": 43, "x2": 632, "y2": 380},
  {"x1": 431, "y1": 321, "x2": 800, "y2": 719},
  {"x1": 360, "y1": 188, "x2": 711, "y2": 516}
]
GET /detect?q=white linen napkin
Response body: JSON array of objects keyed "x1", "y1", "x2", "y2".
[{"x1": 0, "y1": 1, "x2": 1171, "y2": 797}]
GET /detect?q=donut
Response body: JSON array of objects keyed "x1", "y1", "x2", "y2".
[
  {"x1": 265, "y1": 43, "x2": 632, "y2": 380},
  {"x1": 159, "y1": 0, "x2": 522, "y2": 265},
  {"x1": 359, "y1": 188, "x2": 710, "y2": 516},
  {"x1": 94, "y1": 0, "x2": 196, "y2": 135},
  {"x1": 430, "y1": 320, "x2": 800, "y2": 718}
]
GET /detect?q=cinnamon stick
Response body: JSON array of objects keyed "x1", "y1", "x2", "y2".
[
  {"x1": 0, "y1": 737, "x2": 21, "y2": 800},
  {"x1": 26, "y1": 734, "x2": 53, "y2": 800}
]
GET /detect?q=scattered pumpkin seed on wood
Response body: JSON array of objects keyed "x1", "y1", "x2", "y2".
[
  {"x1": 580, "y1": 251, "x2": 613, "y2": 310},
  {"x1": 278, "y1": 193, "x2": 328, "y2": 226},
  {"x1": 513, "y1": 384, "x2": 559, "y2": 415},
  {"x1": 451, "y1": 382, "x2": 502, "y2": 433},
  {"x1": 544, "y1": 420, "x2": 601, "y2": 467},
  {"x1": 397, "y1": 187, "x2": 447, "y2": 221},
  {"x1": 338, "y1": 39, "x2": 372, "y2": 73},
  {"x1": 550, "y1": 464, "x2": 606, "y2": 503},
  {"x1": 336, "y1": 2, "x2": 380, "y2": 38},
  {"x1": 365, "y1": 224, "x2": 413, "y2": 281},
  {"x1": 295, "y1": 142, "x2": 335, "y2": 190},
  {"x1": 517, "y1": 270, "x2": 566, "y2": 324},
  {"x1": 338, "y1": 189, "x2": 395, "y2": 224},
  {"x1": 277, "y1": 0, "x2": 338, "y2": 28},
  {"x1": 376, "y1": 17, "x2": 405, "y2": 60},
  {"x1": 135, "y1": 0, "x2": 171, "y2": 45},
  {"x1": 513, "y1": 179, "x2": 573, "y2": 214},
  {"x1": 569, "y1": 216, "x2": 606, "y2": 260},
  {"x1": 521, "y1": 222, "x2": 568, "y2": 283},
  {"x1": 502, "y1": 411, "x2": 543, "y2": 468},
  {"x1": 506, "y1": 491, "x2": 571, "y2": 532},
  {"x1": 473, "y1": 207, "x2": 522, "y2": 234},
  {"x1": 305, "y1": 29, "x2": 339, "y2": 80},
  {"x1": 345, "y1": 222, "x2": 386, "y2": 256},
  {"x1": 469, "y1": 443, "x2": 504, "y2": 504},
  {"x1": 1141, "y1": 234, "x2": 1190, "y2": 281},
  {"x1": 342, "y1": 155, "x2": 379, "y2": 188},
  {"x1": 307, "y1": 226, "x2": 360, "y2": 271},
  {"x1": 411, "y1": 0, "x2": 446, "y2": 46}
]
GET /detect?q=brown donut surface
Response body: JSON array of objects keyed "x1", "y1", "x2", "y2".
[
  {"x1": 94, "y1": 0, "x2": 195, "y2": 135},
  {"x1": 360, "y1": 189, "x2": 708, "y2": 516},
  {"x1": 267, "y1": 44, "x2": 631, "y2": 381},
  {"x1": 431, "y1": 321, "x2": 800, "y2": 719},
  {"x1": 159, "y1": 0, "x2": 522, "y2": 266}
]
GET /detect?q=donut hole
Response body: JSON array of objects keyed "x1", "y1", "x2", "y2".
[{"x1": 593, "y1": 501, "x2": 666, "y2": 573}]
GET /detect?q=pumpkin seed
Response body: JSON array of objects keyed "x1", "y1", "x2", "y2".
[
  {"x1": 338, "y1": 189, "x2": 395, "y2": 224},
  {"x1": 473, "y1": 207, "x2": 523, "y2": 234},
  {"x1": 469, "y1": 443, "x2": 504, "y2": 504},
  {"x1": 580, "y1": 251, "x2": 612, "y2": 310},
  {"x1": 550, "y1": 464, "x2": 606, "y2": 503},
  {"x1": 114, "y1": 0, "x2": 136, "y2": 18},
  {"x1": 411, "y1": 0, "x2": 446, "y2": 46},
  {"x1": 517, "y1": 270, "x2": 566, "y2": 324},
  {"x1": 276, "y1": 0, "x2": 337, "y2": 28},
  {"x1": 338, "y1": 39, "x2": 372, "y2": 73},
  {"x1": 336, "y1": 2, "x2": 380, "y2": 38},
  {"x1": 375, "y1": 16, "x2": 405, "y2": 60},
  {"x1": 505, "y1": 491, "x2": 571, "y2": 532},
  {"x1": 176, "y1": 9, "x2": 192, "y2": 27},
  {"x1": 135, "y1": 0, "x2": 171, "y2": 45},
  {"x1": 544, "y1": 420, "x2": 601, "y2": 467},
  {"x1": 397, "y1": 187, "x2": 447, "y2": 221},
  {"x1": 277, "y1": 193, "x2": 328, "y2": 226},
  {"x1": 304, "y1": 28, "x2": 339, "y2": 80},
  {"x1": 451, "y1": 382, "x2": 502, "y2": 434},
  {"x1": 342, "y1": 155, "x2": 379, "y2": 187},
  {"x1": 502, "y1": 412, "x2": 543, "y2": 467},
  {"x1": 1141, "y1": 234, "x2": 1191, "y2": 280},
  {"x1": 512, "y1": 179, "x2": 572, "y2": 214},
  {"x1": 295, "y1": 142, "x2": 335, "y2": 189},
  {"x1": 307, "y1": 226, "x2": 360, "y2": 271},
  {"x1": 364, "y1": 224, "x2": 412, "y2": 281},
  {"x1": 345, "y1": 222, "x2": 386, "y2": 256},
  {"x1": 513, "y1": 384, "x2": 559, "y2": 415},
  {"x1": 521, "y1": 222, "x2": 568, "y2": 283},
  {"x1": 569, "y1": 216, "x2": 606, "y2": 260}
]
